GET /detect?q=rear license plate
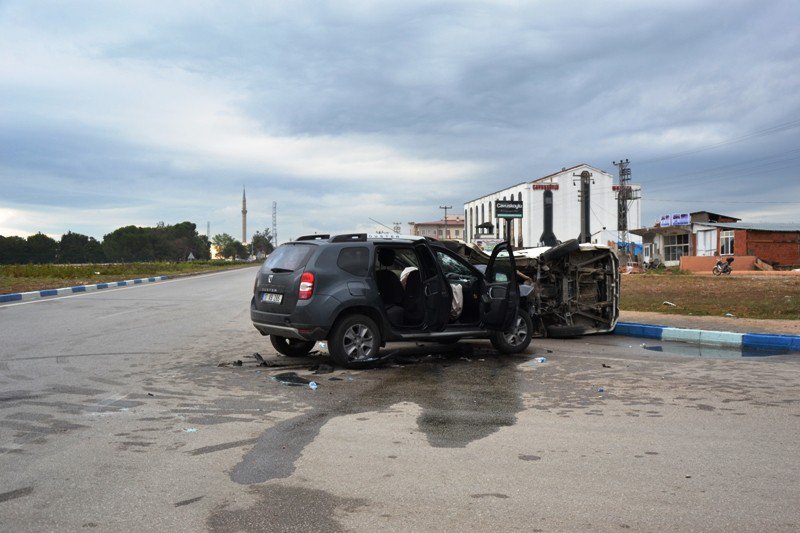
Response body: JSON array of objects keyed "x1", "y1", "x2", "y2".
[{"x1": 261, "y1": 292, "x2": 283, "y2": 304}]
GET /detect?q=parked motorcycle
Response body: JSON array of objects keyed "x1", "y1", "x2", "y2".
[
  {"x1": 713, "y1": 257, "x2": 734, "y2": 275},
  {"x1": 642, "y1": 258, "x2": 662, "y2": 271}
]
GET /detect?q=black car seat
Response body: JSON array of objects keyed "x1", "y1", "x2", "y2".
[
  {"x1": 402, "y1": 269, "x2": 424, "y2": 325},
  {"x1": 375, "y1": 248, "x2": 404, "y2": 325}
]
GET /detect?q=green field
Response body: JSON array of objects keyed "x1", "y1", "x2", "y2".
[{"x1": 0, "y1": 261, "x2": 254, "y2": 294}]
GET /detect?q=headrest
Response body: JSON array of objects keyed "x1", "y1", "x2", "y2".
[{"x1": 377, "y1": 248, "x2": 396, "y2": 267}]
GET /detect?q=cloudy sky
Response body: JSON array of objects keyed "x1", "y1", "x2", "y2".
[{"x1": 1, "y1": 0, "x2": 798, "y2": 243}]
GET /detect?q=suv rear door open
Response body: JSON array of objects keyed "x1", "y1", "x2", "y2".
[
  {"x1": 414, "y1": 241, "x2": 451, "y2": 331},
  {"x1": 480, "y1": 242, "x2": 519, "y2": 330}
]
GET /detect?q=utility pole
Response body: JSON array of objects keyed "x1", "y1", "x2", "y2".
[
  {"x1": 613, "y1": 159, "x2": 640, "y2": 258},
  {"x1": 572, "y1": 170, "x2": 593, "y2": 243},
  {"x1": 241, "y1": 187, "x2": 247, "y2": 244},
  {"x1": 439, "y1": 205, "x2": 452, "y2": 238}
]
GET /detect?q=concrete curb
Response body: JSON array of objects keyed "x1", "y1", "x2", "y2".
[
  {"x1": 615, "y1": 322, "x2": 800, "y2": 352},
  {"x1": 0, "y1": 276, "x2": 171, "y2": 304}
]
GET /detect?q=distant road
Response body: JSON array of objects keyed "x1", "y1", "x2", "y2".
[{"x1": 0, "y1": 266, "x2": 260, "y2": 360}]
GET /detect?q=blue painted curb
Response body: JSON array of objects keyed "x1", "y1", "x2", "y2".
[
  {"x1": 615, "y1": 321, "x2": 800, "y2": 353},
  {"x1": 0, "y1": 276, "x2": 170, "y2": 304}
]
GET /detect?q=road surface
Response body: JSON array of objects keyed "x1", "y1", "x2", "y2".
[{"x1": 1, "y1": 266, "x2": 799, "y2": 531}]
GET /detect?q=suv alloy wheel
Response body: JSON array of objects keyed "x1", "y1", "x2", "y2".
[
  {"x1": 329, "y1": 314, "x2": 381, "y2": 367},
  {"x1": 490, "y1": 309, "x2": 533, "y2": 354}
]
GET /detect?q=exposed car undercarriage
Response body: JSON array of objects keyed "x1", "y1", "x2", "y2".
[{"x1": 437, "y1": 239, "x2": 620, "y2": 337}]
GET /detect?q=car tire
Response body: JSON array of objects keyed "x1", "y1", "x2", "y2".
[
  {"x1": 490, "y1": 309, "x2": 533, "y2": 354},
  {"x1": 546, "y1": 324, "x2": 586, "y2": 338},
  {"x1": 539, "y1": 239, "x2": 580, "y2": 262},
  {"x1": 270, "y1": 335, "x2": 316, "y2": 357},
  {"x1": 329, "y1": 314, "x2": 381, "y2": 367}
]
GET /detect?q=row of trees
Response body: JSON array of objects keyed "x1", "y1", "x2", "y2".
[
  {"x1": 0, "y1": 222, "x2": 277, "y2": 264},
  {"x1": 211, "y1": 229, "x2": 275, "y2": 260}
]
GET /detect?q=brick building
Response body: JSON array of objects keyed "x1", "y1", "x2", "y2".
[
  {"x1": 409, "y1": 216, "x2": 465, "y2": 240},
  {"x1": 696, "y1": 222, "x2": 800, "y2": 268},
  {"x1": 632, "y1": 212, "x2": 800, "y2": 270}
]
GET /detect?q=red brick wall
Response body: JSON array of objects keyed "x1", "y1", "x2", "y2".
[
  {"x1": 680, "y1": 255, "x2": 757, "y2": 272},
  {"x1": 737, "y1": 231, "x2": 800, "y2": 267}
]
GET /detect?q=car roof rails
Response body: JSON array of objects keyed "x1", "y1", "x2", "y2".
[
  {"x1": 296, "y1": 234, "x2": 331, "y2": 241},
  {"x1": 331, "y1": 233, "x2": 367, "y2": 242}
]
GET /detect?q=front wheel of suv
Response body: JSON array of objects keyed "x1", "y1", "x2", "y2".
[
  {"x1": 270, "y1": 335, "x2": 316, "y2": 357},
  {"x1": 329, "y1": 314, "x2": 381, "y2": 367},
  {"x1": 490, "y1": 309, "x2": 533, "y2": 354}
]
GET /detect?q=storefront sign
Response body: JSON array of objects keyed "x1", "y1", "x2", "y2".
[{"x1": 495, "y1": 200, "x2": 523, "y2": 219}]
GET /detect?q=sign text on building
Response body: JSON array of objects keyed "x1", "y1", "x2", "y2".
[
  {"x1": 495, "y1": 200, "x2": 523, "y2": 219},
  {"x1": 660, "y1": 213, "x2": 690, "y2": 227}
]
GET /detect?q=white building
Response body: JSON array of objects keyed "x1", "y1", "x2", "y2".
[{"x1": 463, "y1": 163, "x2": 642, "y2": 248}]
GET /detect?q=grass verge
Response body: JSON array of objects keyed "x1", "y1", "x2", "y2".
[
  {"x1": 1, "y1": 261, "x2": 255, "y2": 294},
  {"x1": 621, "y1": 273, "x2": 800, "y2": 320}
]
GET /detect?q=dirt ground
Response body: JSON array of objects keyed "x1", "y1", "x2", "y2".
[
  {"x1": 620, "y1": 310, "x2": 800, "y2": 335},
  {"x1": 620, "y1": 272, "x2": 800, "y2": 320}
]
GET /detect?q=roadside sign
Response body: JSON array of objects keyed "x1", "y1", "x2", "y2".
[{"x1": 495, "y1": 200, "x2": 523, "y2": 219}]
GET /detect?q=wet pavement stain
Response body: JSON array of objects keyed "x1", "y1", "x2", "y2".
[
  {"x1": 174, "y1": 495, "x2": 204, "y2": 507},
  {"x1": 232, "y1": 344, "x2": 525, "y2": 485},
  {"x1": 471, "y1": 493, "x2": 510, "y2": 499},
  {"x1": 207, "y1": 485, "x2": 366, "y2": 533},
  {"x1": 272, "y1": 372, "x2": 312, "y2": 386},
  {"x1": 0, "y1": 486, "x2": 34, "y2": 503}
]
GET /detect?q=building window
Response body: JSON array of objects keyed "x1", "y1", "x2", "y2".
[
  {"x1": 438, "y1": 229, "x2": 443, "y2": 237},
  {"x1": 454, "y1": 229, "x2": 460, "y2": 237},
  {"x1": 664, "y1": 234, "x2": 689, "y2": 262},
  {"x1": 720, "y1": 230, "x2": 734, "y2": 255}
]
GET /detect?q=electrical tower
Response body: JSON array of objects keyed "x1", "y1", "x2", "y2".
[
  {"x1": 272, "y1": 201, "x2": 278, "y2": 246},
  {"x1": 613, "y1": 159, "x2": 639, "y2": 257}
]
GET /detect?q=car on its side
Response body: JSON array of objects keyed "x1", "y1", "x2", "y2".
[
  {"x1": 437, "y1": 238, "x2": 619, "y2": 338},
  {"x1": 250, "y1": 233, "x2": 533, "y2": 367}
]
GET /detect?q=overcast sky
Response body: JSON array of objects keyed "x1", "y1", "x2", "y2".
[{"x1": 1, "y1": 0, "x2": 798, "y2": 243}]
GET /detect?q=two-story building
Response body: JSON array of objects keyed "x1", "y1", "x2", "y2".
[{"x1": 409, "y1": 216, "x2": 465, "y2": 240}]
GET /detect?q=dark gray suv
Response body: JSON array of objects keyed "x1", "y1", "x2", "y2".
[{"x1": 250, "y1": 233, "x2": 532, "y2": 367}]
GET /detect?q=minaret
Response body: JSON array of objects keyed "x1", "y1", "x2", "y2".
[{"x1": 242, "y1": 187, "x2": 247, "y2": 244}]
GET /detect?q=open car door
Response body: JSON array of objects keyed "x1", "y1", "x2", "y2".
[
  {"x1": 414, "y1": 241, "x2": 451, "y2": 331},
  {"x1": 480, "y1": 242, "x2": 519, "y2": 331}
]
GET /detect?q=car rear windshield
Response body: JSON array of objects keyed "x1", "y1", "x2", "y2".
[{"x1": 263, "y1": 243, "x2": 314, "y2": 272}]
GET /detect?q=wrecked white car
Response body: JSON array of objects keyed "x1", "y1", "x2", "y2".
[{"x1": 435, "y1": 239, "x2": 619, "y2": 338}]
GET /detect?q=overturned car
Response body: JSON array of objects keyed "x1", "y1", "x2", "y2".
[{"x1": 435, "y1": 239, "x2": 619, "y2": 338}]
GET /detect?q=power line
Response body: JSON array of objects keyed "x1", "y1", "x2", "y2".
[
  {"x1": 645, "y1": 199, "x2": 800, "y2": 204},
  {"x1": 647, "y1": 147, "x2": 800, "y2": 184},
  {"x1": 638, "y1": 117, "x2": 800, "y2": 165}
]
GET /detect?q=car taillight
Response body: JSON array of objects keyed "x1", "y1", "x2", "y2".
[{"x1": 298, "y1": 272, "x2": 315, "y2": 300}]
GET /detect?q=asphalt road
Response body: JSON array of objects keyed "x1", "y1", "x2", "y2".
[{"x1": 1, "y1": 266, "x2": 799, "y2": 531}]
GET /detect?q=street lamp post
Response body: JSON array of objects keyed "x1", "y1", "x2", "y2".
[{"x1": 439, "y1": 205, "x2": 452, "y2": 238}]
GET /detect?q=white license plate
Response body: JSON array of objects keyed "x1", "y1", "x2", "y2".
[{"x1": 261, "y1": 292, "x2": 283, "y2": 304}]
